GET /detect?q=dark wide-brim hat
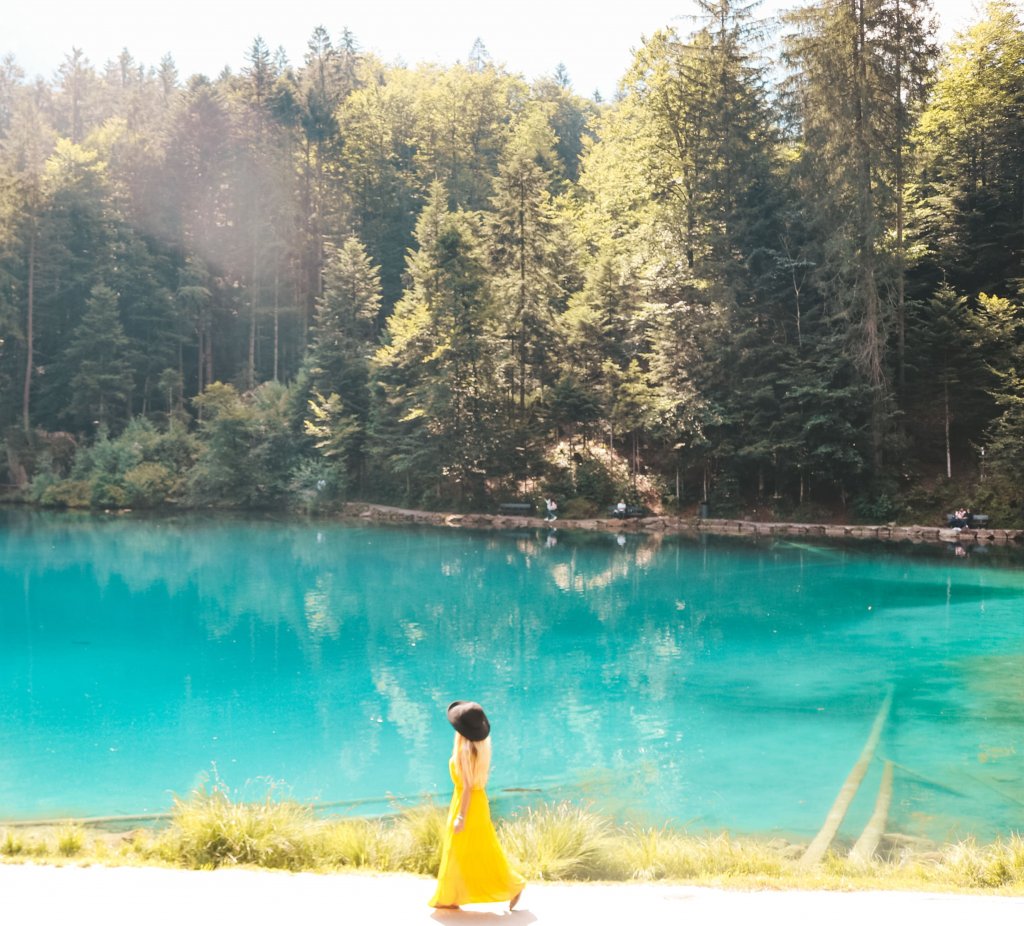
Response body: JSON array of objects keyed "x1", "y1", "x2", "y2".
[{"x1": 447, "y1": 700, "x2": 490, "y2": 741}]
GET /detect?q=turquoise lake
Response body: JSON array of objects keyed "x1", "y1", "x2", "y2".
[{"x1": 1, "y1": 511, "x2": 1023, "y2": 843}]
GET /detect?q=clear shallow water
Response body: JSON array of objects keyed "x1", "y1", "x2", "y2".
[{"x1": 1, "y1": 511, "x2": 1023, "y2": 843}]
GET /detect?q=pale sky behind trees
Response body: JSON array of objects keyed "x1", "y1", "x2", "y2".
[{"x1": 4, "y1": 0, "x2": 995, "y2": 99}]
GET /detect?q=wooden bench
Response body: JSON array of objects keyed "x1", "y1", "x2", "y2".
[
  {"x1": 946, "y1": 513, "x2": 989, "y2": 529},
  {"x1": 498, "y1": 502, "x2": 534, "y2": 516},
  {"x1": 608, "y1": 504, "x2": 648, "y2": 519}
]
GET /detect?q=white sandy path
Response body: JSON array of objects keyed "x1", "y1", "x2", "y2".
[{"x1": 2, "y1": 864, "x2": 1024, "y2": 926}]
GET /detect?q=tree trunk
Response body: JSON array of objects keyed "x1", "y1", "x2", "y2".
[
  {"x1": 22, "y1": 226, "x2": 36, "y2": 436},
  {"x1": 205, "y1": 327, "x2": 214, "y2": 387},
  {"x1": 248, "y1": 309, "x2": 256, "y2": 391},
  {"x1": 944, "y1": 377, "x2": 952, "y2": 479},
  {"x1": 852, "y1": 0, "x2": 886, "y2": 473},
  {"x1": 248, "y1": 223, "x2": 260, "y2": 390},
  {"x1": 273, "y1": 270, "x2": 280, "y2": 382},
  {"x1": 197, "y1": 326, "x2": 204, "y2": 395},
  {"x1": 177, "y1": 341, "x2": 184, "y2": 411},
  {"x1": 894, "y1": 0, "x2": 907, "y2": 395}
]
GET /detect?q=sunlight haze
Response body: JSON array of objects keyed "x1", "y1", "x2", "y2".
[{"x1": 3, "y1": 0, "x2": 995, "y2": 99}]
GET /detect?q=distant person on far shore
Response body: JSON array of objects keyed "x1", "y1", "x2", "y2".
[{"x1": 545, "y1": 497, "x2": 558, "y2": 521}]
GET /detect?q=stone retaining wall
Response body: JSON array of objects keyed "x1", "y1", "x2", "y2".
[{"x1": 339, "y1": 503, "x2": 1024, "y2": 546}]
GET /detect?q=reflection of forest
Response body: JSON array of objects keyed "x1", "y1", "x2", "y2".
[
  {"x1": 5, "y1": 512, "x2": 1024, "y2": 838},
  {"x1": 1, "y1": 514, "x2": 714, "y2": 804}
]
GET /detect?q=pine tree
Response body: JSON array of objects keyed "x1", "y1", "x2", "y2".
[
  {"x1": 0, "y1": 93, "x2": 54, "y2": 433},
  {"x1": 487, "y1": 107, "x2": 566, "y2": 422},
  {"x1": 164, "y1": 77, "x2": 236, "y2": 390},
  {"x1": 783, "y1": 0, "x2": 936, "y2": 474},
  {"x1": 298, "y1": 26, "x2": 360, "y2": 328},
  {"x1": 336, "y1": 64, "x2": 421, "y2": 310},
  {"x1": 971, "y1": 291, "x2": 1024, "y2": 511},
  {"x1": 301, "y1": 236, "x2": 381, "y2": 483},
  {"x1": 370, "y1": 181, "x2": 499, "y2": 505},
  {"x1": 871, "y1": 0, "x2": 937, "y2": 391},
  {"x1": 63, "y1": 283, "x2": 134, "y2": 431},
  {"x1": 904, "y1": 283, "x2": 982, "y2": 479},
  {"x1": 911, "y1": 1, "x2": 1024, "y2": 299}
]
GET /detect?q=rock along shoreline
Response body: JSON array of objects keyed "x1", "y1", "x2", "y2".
[{"x1": 340, "y1": 503, "x2": 1024, "y2": 547}]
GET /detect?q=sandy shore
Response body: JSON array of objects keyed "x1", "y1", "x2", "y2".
[{"x1": 2, "y1": 863, "x2": 1023, "y2": 925}]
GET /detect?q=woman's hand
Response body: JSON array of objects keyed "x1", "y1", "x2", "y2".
[{"x1": 453, "y1": 814, "x2": 465, "y2": 833}]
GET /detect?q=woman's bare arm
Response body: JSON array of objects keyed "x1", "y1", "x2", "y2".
[{"x1": 453, "y1": 784, "x2": 471, "y2": 832}]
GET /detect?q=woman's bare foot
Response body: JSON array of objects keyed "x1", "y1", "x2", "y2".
[
  {"x1": 509, "y1": 889, "x2": 523, "y2": 911},
  {"x1": 435, "y1": 904, "x2": 460, "y2": 910}
]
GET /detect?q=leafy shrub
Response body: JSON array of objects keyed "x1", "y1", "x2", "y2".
[
  {"x1": 187, "y1": 382, "x2": 300, "y2": 509},
  {"x1": 72, "y1": 428, "x2": 142, "y2": 483},
  {"x1": 851, "y1": 487, "x2": 901, "y2": 524},
  {"x1": 124, "y1": 462, "x2": 175, "y2": 507},
  {"x1": 964, "y1": 484, "x2": 1023, "y2": 529},
  {"x1": 27, "y1": 470, "x2": 58, "y2": 503},
  {"x1": 781, "y1": 501, "x2": 835, "y2": 524},
  {"x1": 37, "y1": 479, "x2": 92, "y2": 508},
  {"x1": 572, "y1": 455, "x2": 622, "y2": 507},
  {"x1": 90, "y1": 475, "x2": 129, "y2": 509},
  {"x1": 561, "y1": 497, "x2": 600, "y2": 519},
  {"x1": 289, "y1": 458, "x2": 347, "y2": 513},
  {"x1": 707, "y1": 471, "x2": 742, "y2": 517}
]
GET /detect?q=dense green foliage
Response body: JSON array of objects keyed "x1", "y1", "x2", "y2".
[{"x1": 1, "y1": 1, "x2": 1022, "y2": 520}]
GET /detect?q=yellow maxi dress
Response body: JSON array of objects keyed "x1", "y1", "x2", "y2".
[{"x1": 428, "y1": 757, "x2": 526, "y2": 907}]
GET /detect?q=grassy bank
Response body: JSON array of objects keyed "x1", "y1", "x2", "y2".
[{"x1": 3, "y1": 793, "x2": 1024, "y2": 894}]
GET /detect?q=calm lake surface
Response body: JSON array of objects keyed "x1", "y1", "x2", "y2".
[{"x1": 1, "y1": 511, "x2": 1022, "y2": 843}]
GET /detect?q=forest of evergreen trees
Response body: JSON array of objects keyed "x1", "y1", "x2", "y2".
[{"x1": 1, "y1": 0, "x2": 1022, "y2": 523}]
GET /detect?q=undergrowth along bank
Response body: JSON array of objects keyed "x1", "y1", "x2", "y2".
[{"x1": 3, "y1": 793, "x2": 1024, "y2": 893}]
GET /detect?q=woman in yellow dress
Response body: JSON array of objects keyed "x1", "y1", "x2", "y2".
[{"x1": 429, "y1": 700, "x2": 526, "y2": 911}]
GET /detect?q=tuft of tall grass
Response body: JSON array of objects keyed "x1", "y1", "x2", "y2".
[
  {"x1": 1, "y1": 829, "x2": 24, "y2": 857},
  {"x1": 499, "y1": 803, "x2": 617, "y2": 880},
  {"x1": 618, "y1": 827, "x2": 787, "y2": 881},
  {"x1": 935, "y1": 835, "x2": 1024, "y2": 888},
  {"x1": 980, "y1": 834, "x2": 1024, "y2": 887},
  {"x1": 315, "y1": 817, "x2": 392, "y2": 869},
  {"x1": 56, "y1": 825, "x2": 85, "y2": 857},
  {"x1": 390, "y1": 804, "x2": 447, "y2": 875},
  {"x1": 158, "y1": 789, "x2": 318, "y2": 870},
  {"x1": 315, "y1": 804, "x2": 445, "y2": 874}
]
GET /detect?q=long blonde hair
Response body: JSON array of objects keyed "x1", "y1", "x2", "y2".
[{"x1": 452, "y1": 732, "x2": 491, "y2": 789}]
